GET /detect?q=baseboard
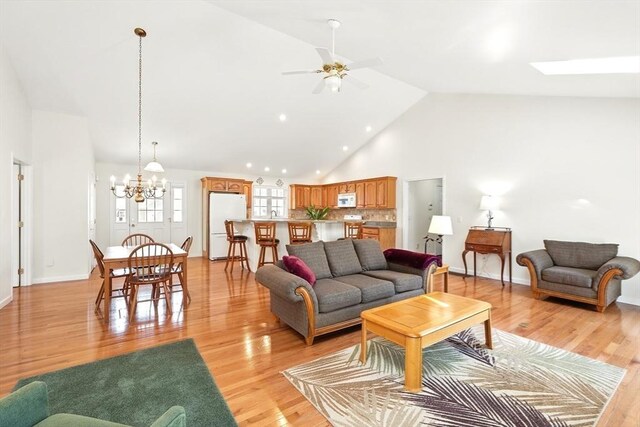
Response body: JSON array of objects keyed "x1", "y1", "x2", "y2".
[
  {"x1": 448, "y1": 266, "x2": 530, "y2": 286},
  {"x1": 32, "y1": 273, "x2": 90, "y2": 285},
  {"x1": 617, "y1": 295, "x2": 640, "y2": 307},
  {"x1": 0, "y1": 294, "x2": 12, "y2": 309}
]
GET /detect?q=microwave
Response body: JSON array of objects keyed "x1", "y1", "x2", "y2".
[{"x1": 337, "y1": 192, "x2": 357, "y2": 208}]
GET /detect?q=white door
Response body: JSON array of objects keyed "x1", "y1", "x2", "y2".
[
  {"x1": 169, "y1": 182, "x2": 188, "y2": 246},
  {"x1": 130, "y1": 183, "x2": 171, "y2": 242}
]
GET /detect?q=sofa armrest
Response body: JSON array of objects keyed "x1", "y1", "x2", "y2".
[
  {"x1": 594, "y1": 256, "x2": 640, "y2": 285},
  {"x1": 255, "y1": 265, "x2": 317, "y2": 305},
  {"x1": 516, "y1": 250, "x2": 553, "y2": 279},
  {"x1": 0, "y1": 381, "x2": 49, "y2": 427},
  {"x1": 150, "y1": 406, "x2": 186, "y2": 427}
]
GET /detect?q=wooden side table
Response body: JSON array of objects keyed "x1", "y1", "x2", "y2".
[
  {"x1": 432, "y1": 264, "x2": 449, "y2": 292},
  {"x1": 462, "y1": 227, "x2": 512, "y2": 286}
]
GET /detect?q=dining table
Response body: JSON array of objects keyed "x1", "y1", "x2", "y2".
[{"x1": 102, "y1": 243, "x2": 188, "y2": 319}]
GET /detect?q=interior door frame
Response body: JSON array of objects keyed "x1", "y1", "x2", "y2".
[
  {"x1": 401, "y1": 175, "x2": 446, "y2": 253},
  {"x1": 10, "y1": 155, "x2": 33, "y2": 287}
]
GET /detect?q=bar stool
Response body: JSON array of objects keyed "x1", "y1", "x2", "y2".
[
  {"x1": 288, "y1": 222, "x2": 313, "y2": 245},
  {"x1": 225, "y1": 220, "x2": 250, "y2": 272},
  {"x1": 255, "y1": 222, "x2": 279, "y2": 268},
  {"x1": 344, "y1": 222, "x2": 363, "y2": 239}
]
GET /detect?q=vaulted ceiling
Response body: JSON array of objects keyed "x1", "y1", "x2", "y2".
[{"x1": 1, "y1": 1, "x2": 638, "y2": 179}]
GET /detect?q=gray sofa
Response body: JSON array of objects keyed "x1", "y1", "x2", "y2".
[
  {"x1": 255, "y1": 239, "x2": 439, "y2": 344},
  {"x1": 517, "y1": 240, "x2": 640, "y2": 312}
]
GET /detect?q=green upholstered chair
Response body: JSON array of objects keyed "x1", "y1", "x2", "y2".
[{"x1": 0, "y1": 381, "x2": 186, "y2": 427}]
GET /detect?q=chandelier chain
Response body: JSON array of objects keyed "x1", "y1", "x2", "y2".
[{"x1": 138, "y1": 33, "x2": 142, "y2": 175}]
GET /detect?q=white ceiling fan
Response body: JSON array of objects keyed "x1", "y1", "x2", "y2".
[{"x1": 282, "y1": 19, "x2": 383, "y2": 94}]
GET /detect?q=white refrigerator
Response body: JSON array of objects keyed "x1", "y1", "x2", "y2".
[{"x1": 209, "y1": 193, "x2": 247, "y2": 260}]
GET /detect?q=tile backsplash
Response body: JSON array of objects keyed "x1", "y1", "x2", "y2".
[{"x1": 290, "y1": 208, "x2": 396, "y2": 221}]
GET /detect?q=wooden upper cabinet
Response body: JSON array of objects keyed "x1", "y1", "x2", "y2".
[
  {"x1": 346, "y1": 183, "x2": 356, "y2": 193},
  {"x1": 243, "y1": 183, "x2": 252, "y2": 208},
  {"x1": 364, "y1": 181, "x2": 377, "y2": 207},
  {"x1": 207, "y1": 179, "x2": 227, "y2": 191},
  {"x1": 310, "y1": 186, "x2": 323, "y2": 207},
  {"x1": 355, "y1": 182, "x2": 365, "y2": 208},
  {"x1": 326, "y1": 185, "x2": 339, "y2": 208},
  {"x1": 338, "y1": 183, "x2": 347, "y2": 193},
  {"x1": 290, "y1": 185, "x2": 312, "y2": 209},
  {"x1": 227, "y1": 181, "x2": 243, "y2": 192},
  {"x1": 302, "y1": 186, "x2": 311, "y2": 207},
  {"x1": 375, "y1": 177, "x2": 396, "y2": 208}
]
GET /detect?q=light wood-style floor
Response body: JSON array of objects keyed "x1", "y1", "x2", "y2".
[{"x1": 1, "y1": 258, "x2": 639, "y2": 426}]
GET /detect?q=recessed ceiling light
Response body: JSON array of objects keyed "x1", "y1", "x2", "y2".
[
  {"x1": 281, "y1": 168, "x2": 287, "y2": 174},
  {"x1": 365, "y1": 126, "x2": 372, "y2": 132},
  {"x1": 342, "y1": 146, "x2": 349, "y2": 151},
  {"x1": 279, "y1": 113, "x2": 287, "y2": 122},
  {"x1": 530, "y1": 56, "x2": 640, "y2": 75},
  {"x1": 316, "y1": 170, "x2": 321, "y2": 175},
  {"x1": 246, "y1": 162, "x2": 252, "y2": 168},
  {"x1": 264, "y1": 166, "x2": 270, "y2": 172}
]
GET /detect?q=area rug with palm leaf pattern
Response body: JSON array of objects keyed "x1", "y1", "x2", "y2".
[{"x1": 283, "y1": 325, "x2": 625, "y2": 426}]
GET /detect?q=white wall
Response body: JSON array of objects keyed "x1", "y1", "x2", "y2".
[
  {"x1": 0, "y1": 43, "x2": 32, "y2": 307},
  {"x1": 326, "y1": 93, "x2": 640, "y2": 306},
  {"x1": 31, "y1": 110, "x2": 95, "y2": 283},
  {"x1": 95, "y1": 162, "x2": 286, "y2": 257}
]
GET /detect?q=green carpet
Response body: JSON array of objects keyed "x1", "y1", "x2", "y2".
[{"x1": 15, "y1": 339, "x2": 237, "y2": 427}]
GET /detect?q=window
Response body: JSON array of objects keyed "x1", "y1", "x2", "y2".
[
  {"x1": 138, "y1": 198, "x2": 163, "y2": 223},
  {"x1": 173, "y1": 187, "x2": 183, "y2": 223},
  {"x1": 114, "y1": 185, "x2": 127, "y2": 223},
  {"x1": 253, "y1": 186, "x2": 287, "y2": 218}
]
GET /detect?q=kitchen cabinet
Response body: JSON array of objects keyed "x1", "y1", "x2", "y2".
[
  {"x1": 243, "y1": 183, "x2": 252, "y2": 208},
  {"x1": 310, "y1": 186, "x2": 324, "y2": 207},
  {"x1": 364, "y1": 181, "x2": 377, "y2": 207},
  {"x1": 355, "y1": 182, "x2": 365, "y2": 208},
  {"x1": 227, "y1": 181, "x2": 243, "y2": 192},
  {"x1": 362, "y1": 226, "x2": 396, "y2": 250},
  {"x1": 290, "y1": 185, "x2": 313, "y2": 209},
  {"x1": 326, "y1": 185, "x2": 339, "y2": 208}
]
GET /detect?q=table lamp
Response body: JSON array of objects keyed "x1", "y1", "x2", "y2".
[
  {"x1": 479, "y1": 195, "x2": 499, "y2": 229},
  {"x1": 423, "y1": 215, "x2": 453, "y2": 253}
]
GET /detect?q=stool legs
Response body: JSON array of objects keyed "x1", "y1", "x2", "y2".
[
  {"x1": 257, "y1": 244, "x2": 279, "y2": 268},
  {"x1": 225, "y1": 240, "x2": 250, "y2": 272}
]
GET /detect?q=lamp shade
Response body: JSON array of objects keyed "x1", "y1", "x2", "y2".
[
  {"x1": 479, "y1": 195, "x2": 499, "y2": 210},
  {"x1": 428, "y1": 215, "x2": 453, "y2": 236},
  {"x1": 144, "y1": 160, "x2": 164, "y2": 173}
]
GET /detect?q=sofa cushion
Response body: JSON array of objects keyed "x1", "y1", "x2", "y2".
[
  {"x1": 353, "y1": 239, "x2": 388, "y2": 271},
  {"x1": 362, "y1": 270, "x2": 422, "y2": 293},
  {"x1": 282, "y1": 255, "x2": 316, "y2": 285},
  {"x1": 333, "y1": 274, "x2": 395, "y2": 303},
  {"x1": 285, "y1": 241, "x2": 332, "y2": 279},
  {"x1": 542, "y1": 266, "x2": 597, "y2": 288},
  {"x1": 313, "y1": 278, "x2": 361, "y2": 313},
  {"x1": 323, "y1": 240, "x2": 363, "y2": 277},
  {"x1": 544, "y1": 240, "x2": 618, "y2": 270}
]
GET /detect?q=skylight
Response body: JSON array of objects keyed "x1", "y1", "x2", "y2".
[{"x1": 530, "y1": 56, "x2": 640, "y2": 75}]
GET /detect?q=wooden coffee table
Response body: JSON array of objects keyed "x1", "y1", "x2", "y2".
[{"x1": 360, "y1": 292, "x2": 492, "y2": 392}]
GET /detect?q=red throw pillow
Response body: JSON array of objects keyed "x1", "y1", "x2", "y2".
[{"x1": 283, "y1": 255, "x2": 316, "y2": 285}]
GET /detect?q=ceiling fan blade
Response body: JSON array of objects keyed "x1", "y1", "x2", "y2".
[
  {"x1": 345, "y1": 57, "x2": 383, "y2": 70},
  {"x1": 315, "y1": 47, "x2": 334, "y2": 64},
  {"x1": 312, "y1": 79, "x2": 326, "y2": 94},
  {"x1": 342, "y1": 75, "x2": 369, "y2": 90},
  {"x1": 282, "y1": 70, "x2": 320, "y2": 75}
]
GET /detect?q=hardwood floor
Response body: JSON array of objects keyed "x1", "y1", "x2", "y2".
[{"x1": 1, "y1": 257, "x2": 638, "y2": 426}]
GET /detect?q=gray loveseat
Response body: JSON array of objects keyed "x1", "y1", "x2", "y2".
[
  {"x1": 255, "y1": 239, "x2": 439, "y2": 344},
  {"x1": 517, "y1": 240, "x2": 640, "y2": 312}
]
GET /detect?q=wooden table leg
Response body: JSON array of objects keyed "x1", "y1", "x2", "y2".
[
  {"x1": 360, "y1": 319, "x2": 367, "y2": 364},
  {"x1": 404, "y1": 337, "x2": 422, "y2": 392},
  {"x1": 462, "y1": 250, "x2": 469, "y2": 277},
  {"x1": 182, "y1": 256, "x2": 189, "y2": 307},
  {"x1": 104, "y1": 269, "x2": 112, "y2": 321},
  {"x1": 444, "y1": 269, "x2": 449, "y2": 292},
  {"x1": 500, "y1": 254, "x2": 506, "y2": 286},
  {"x1": 484, "y1": 310, "x2": 493, "y2": 349}
]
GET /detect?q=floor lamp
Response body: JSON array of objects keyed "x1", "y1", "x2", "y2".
[{"x1": 423, "y1": 215, "x2": 453, "y2": 254}]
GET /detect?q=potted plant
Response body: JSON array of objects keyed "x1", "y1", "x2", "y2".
[{"x1": 305, "y1": 205, "x2": 330, "y2": 220}]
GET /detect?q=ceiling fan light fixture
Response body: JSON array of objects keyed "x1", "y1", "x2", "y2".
[{"x1": 326, "y1": 75, "x2": 342, "y2": 92}]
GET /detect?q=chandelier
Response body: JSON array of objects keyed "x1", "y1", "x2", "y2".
[{"x1": 110, "y1": 28, "x2": 166, "y2": 203}]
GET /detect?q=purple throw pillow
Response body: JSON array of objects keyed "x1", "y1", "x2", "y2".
[{"x1": 283, "y1": 255, "x2": 317, "y2": 285}]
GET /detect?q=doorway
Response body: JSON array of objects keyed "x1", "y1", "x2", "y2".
[
  {"x1": 11, "y1": 161, "x2": 31, "y2": 287},
  {"x1": 406, "y1": 178, "x2": 443, "y2": 255}
]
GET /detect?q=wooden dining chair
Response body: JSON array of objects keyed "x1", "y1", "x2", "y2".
[
  {"x1": 161, "y1": 236, "x2": 193, "y2": 304},
  {"x1": 122, "y1": 233, "x2": 154, "y2": 247},
  {"x1": 225, "y1": 221, "x2": 250, "y2": 272},
  {"x1": 287, "y1": 222, "x2": 313, "y2": 245},
  {"x1": 90, "y1": 240, "x2": 129, "y2": 309},
  {"x1": 126, "y1": 243, "x2": 174, "y2": 322},
  {"x1": 254, "y1": 222, "x2": 279, "y2": 268},
  {"x1": 344, "y1": 222, "x2": 363, "y2": 239}
]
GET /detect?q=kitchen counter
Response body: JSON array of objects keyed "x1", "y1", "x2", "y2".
[{"x1": 228, "y1": 218, "x2": 343, "y2": 224}]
